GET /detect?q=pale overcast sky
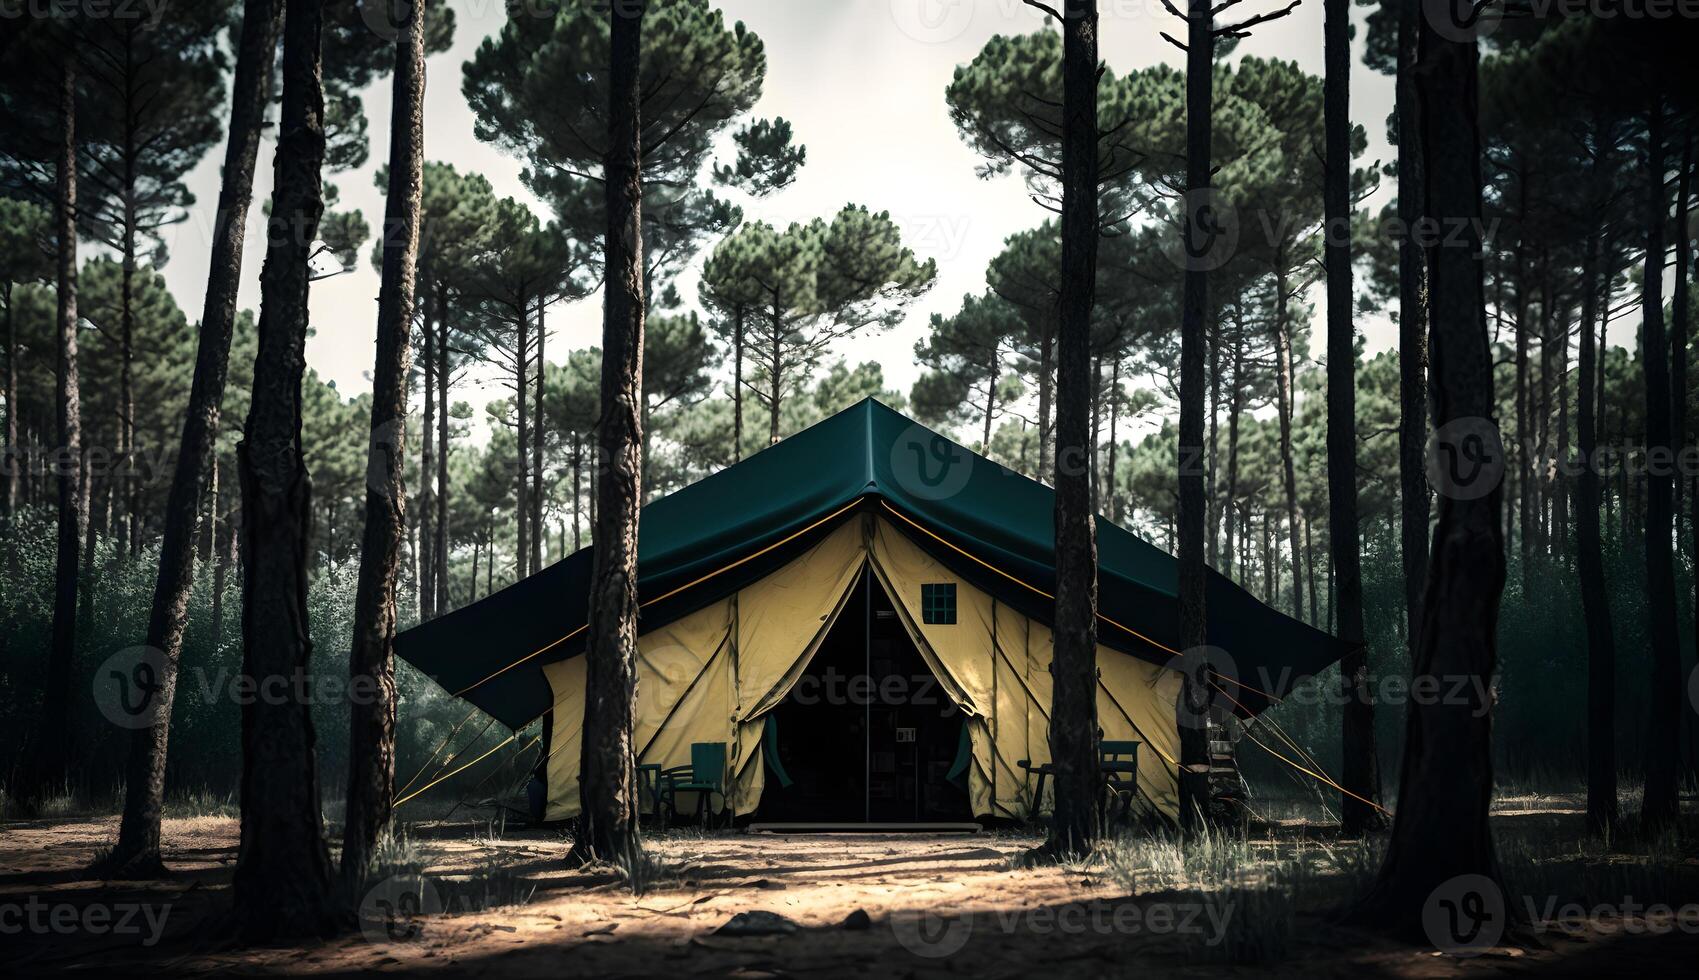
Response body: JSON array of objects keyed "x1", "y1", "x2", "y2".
[{"x1": 155, "y1": 0, "x2": 1403, "y2": 437}]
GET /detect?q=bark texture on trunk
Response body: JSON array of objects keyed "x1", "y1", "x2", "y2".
[
  {"x1": 3, "y1": 282, "x2": 15, "y2": 523},
  {"x1": 418, "y1": 276, "x2": 435, "y2": 618},
  {"x1": 106, "y1": 0, "x2": 282, "y2": 874},
  {"x1": 232, "y1": 0, "x2": 337, "y2": 940},
  {"x1": 1326, "y1": 0, "x2": 1383, "y2": 835},
  {"x1": 1395, "y1": 0, "x2": 1430, "y2": 663},
  {"x1": 532, "y1": 298, "x2": 546, "y2": 572},
  {"x1": 341, "y1": 0, "x2": 426, "y2": 889},
  {"x1": 1272, "y1": 270, "x2": 1304, "y2": 622},
  {"x1": 436, "y1": 305, "x2": 450, "y2": 611},
  {"x1": 515, "y1": 293, "x2": 530, "y2": 576},
  {"x1": 575, "y1": 0, "x2": 645, "y2": 864},
  {"x1": 1045, "y1": 0, "x2": 1100, "y2": 857},
  {"x1": 1175, "y1": 0, "x2": 1213, "y2": 836},
  {"x1": 731, "y1": 305, "x2": 744, "y2": 460},
  {"x1": 1356, "y1": 15, "x2": 1506, "y2": 937},
  {"x1": 34, "y1": 52, "x2": 83, "y2": 807},
  {"x1": 1576, "y1": 188, "x2": 1616, "y2": 836},
  {"x1": 1638, "y1": 101, "x2": 1682, "y2": 834}
]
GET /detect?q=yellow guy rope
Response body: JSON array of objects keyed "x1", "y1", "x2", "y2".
[
  {"x1": 449, "y1": 499, "x2": 864, "y2": 699},
  {"x1": 1211, "y1": 678, "x2": 1392, "y2": 819},
  {"x1": 1210, "y1": 679, "x2": 1331, "y2": 785},
  {"x1": 395, "y1": 704, "x2": 483, "y2": 800},
  {"x1": 394, "y1": 732, "x2": 534, "y2": 809}
]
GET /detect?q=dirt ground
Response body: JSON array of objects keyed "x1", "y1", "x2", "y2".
[{"x1": 3, "y1": 809, "x2": 1698, "y2": 977}]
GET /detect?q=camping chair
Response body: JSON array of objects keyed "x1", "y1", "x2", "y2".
[
  {"x1": 945, "y1": 721, "x2": 972, "y2": 789},
  {"x1": 762, "y1": 715, "x2": 794, "y2": 789},
  {"x1": 1099, "y1": 740, "x2": 1141, "y2": 827},
  {"x1": 659, "y1": 742, "x2": 728, "y2": 828}
]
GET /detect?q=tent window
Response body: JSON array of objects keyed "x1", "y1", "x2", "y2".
[{"x1": 921, "y1": 583, "x2": 957, "y2": 625}]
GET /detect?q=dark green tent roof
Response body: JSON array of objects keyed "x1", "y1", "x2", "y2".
[{"x1": 395, "y1": 398, "x2": 1346, "y2": 729}]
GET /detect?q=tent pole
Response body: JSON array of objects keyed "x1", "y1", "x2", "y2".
[{"x1": 864, "y1": 559, "x2": 871, "y2": 824}]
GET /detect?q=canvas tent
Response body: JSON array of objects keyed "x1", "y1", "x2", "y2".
[{"x1": 394, "y1": 399, "x2": 1346, "y2": 824}]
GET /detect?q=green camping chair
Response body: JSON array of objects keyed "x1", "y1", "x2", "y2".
[
  {"x1": 763, "y1": 715, "x2": 794, "y2": 789},
  {"x1": 1099, "y1": 740, "x2": 1141, "y2": 827},
  {"x1": 660, "y1": 742, "x2": 728, "y2": 827},
  {"x1": 945, "y1": 721, "x2": 972, "y2": 788}
]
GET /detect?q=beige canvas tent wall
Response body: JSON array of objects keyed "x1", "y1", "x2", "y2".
[{"x1": 540, "y1": 513, "x2": 1181, "y2": 823}]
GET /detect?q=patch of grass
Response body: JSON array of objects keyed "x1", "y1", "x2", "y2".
[
  {"x1": 1094, "y1": 830, "x2": 1385, "y2": 965},
  {"x1": 437, "y1": 852, "x2": 536, "y2": 913},
  {"x1": 1497, "y1": 824, "x2": 1699, "y2": 919},
  {"x1": 468, "y1": 813, "x2": 509, "y2": 847},
  {"x1": 162, "y1": 788, "x2": 237, "y2": 820}
]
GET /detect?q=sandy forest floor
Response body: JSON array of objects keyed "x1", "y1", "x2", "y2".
[{"x1": 3, "y1": 801, "x2": 1699, "y2": 977}]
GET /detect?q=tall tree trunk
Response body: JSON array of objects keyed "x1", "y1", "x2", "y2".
[
  {"x1": 1576, "y1": 170, "x2": 1616, "y2": 836},
  {"x1": 1223, "y1": 326, "x2": 1244, "y2": 580},
  {"x1": 1, "y1": 278, "x2": 14, "y2": 523},
  {"x1": 104, "y1": 0, "x2": 282, "y2": 874},
  {"x1": 1537, "y1": 261, "x2": 1555, "y2": 557},
  {"x1": 1304, "y1": 515, "x2": 1317, "y2": 625},
  {"x1": 572, "y1": 435, "x2": 583, "y2": 550},
  {"x1": 1639, "y1": 100, "x2": 1681, "y2": 835},
  {"x1": 1355, "y1": 13, "x2": 1505, "y2": 936},
  {"x1": 982, "y1": 346, "x2": 999, "y2": 453},
  {"x1": 768, "y1": 297, "x2": 782, "y2": 445},
  {"x1": 732, "y1": 304, "x2": 744, "y2": 460},
  {"x1": 1327, "y1": 0, "x2": 1383, "y2": 836},
  {"x1": 1207, "y1": 318, "x2": 1219, "y2": 564},
  {"x1": 1552, "y1": 304, "x2": 1570, "y2": 555},
  {"x1": 212, "y1": 512, "x2": 235, "y2": 655},
  {"x1": 232, "y1": 0, "x2": 337, "y2": 939},
  {"x1": 1513, "y1": 174, "x2": 1533, "y2": 590},
  {"x1": 1396, "y1": 0, "x2": 1430, "y2": 662},
  {"x1": 418, "y1": 268, "x2": 436, "y2": 618},
  {"x1": 532, "y1": 297, "x2": 546, "y2": 573},
  {"x1": 29, "y1": 52, "x2": 83, "y2": 808},
  {"x1": 575, "y1": 0, "x2": 645, "y2": 864},
  {"x1": 1175, "y1": 0, "x2": 1213, "y2": 837},
  {"x1": 2, "y1": 282, "x2": 15, "y2": 523},
  {"x1": 1272, "y1": 262, "x2": 1304, "y2": 621},
  {"x1": 1677, "y1": 143, "x2": 1697, "y2": 791},
  {"x1": 1670, "y1": 141, "x2": 1689, "y2": 555},
  {"x1": 121, "y1": 131, "x2": 137, "y2": 556},
  {"x1": 1087, "y1": 357, "x2": 1100, "y2": 511},
  {"x1": 1106, "y1": 355, "x2": 1120, "y2": 523},
  {"x1": 1037, "y1": 324, "x2": 1055, "y2": 478},
  {"x1": 436, "y1": 297, "x2": 449, "y2": 612},
  {"x1": 515, "y1": 291, "x2": 530, "y2": 575},
  {"x1": 341, "y1": 0, "x2": 425, "y2": 889},
  {"x1": 1045, "y1": 0, "x2": 1100, "y2": 857}
]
